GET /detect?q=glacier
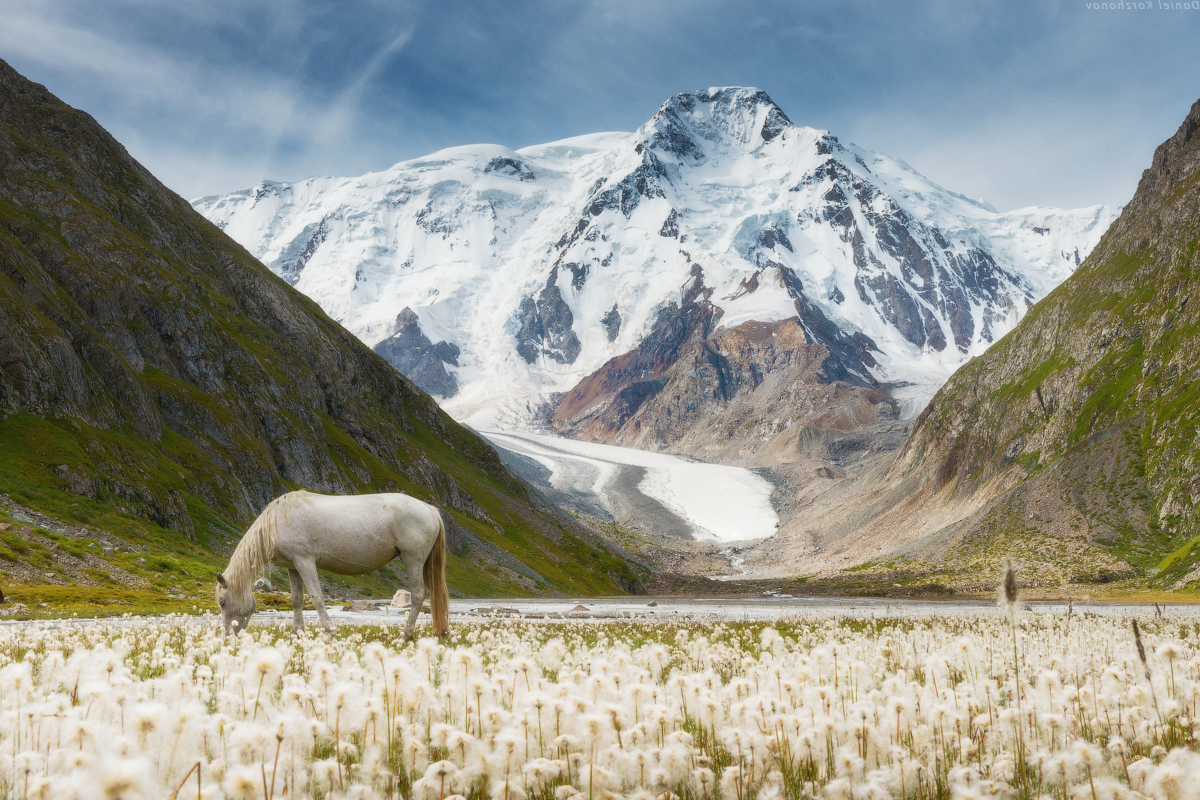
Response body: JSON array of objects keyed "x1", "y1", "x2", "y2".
[{"x1": 485, "y1": 430, "x2": 778, "y2": 543}]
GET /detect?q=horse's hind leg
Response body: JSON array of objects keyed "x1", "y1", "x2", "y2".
[
  {"x1": 402, "y1": 558, "x2": 426, "y2": 642},
  {"x1": 288, "y1": 569, "x2": 305, "y2": 634},
  {"x1": 294, "y1": 560, "x2": 334, "y2": 633}
]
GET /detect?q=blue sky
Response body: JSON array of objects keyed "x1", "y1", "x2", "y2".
[{"x1": 3, "y1": 0, "x2": 1198, "y2": 211}]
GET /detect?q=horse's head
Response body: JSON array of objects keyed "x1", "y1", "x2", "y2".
[{"x1": 216, "y1": 573, "x2": 255, "y2": 634}]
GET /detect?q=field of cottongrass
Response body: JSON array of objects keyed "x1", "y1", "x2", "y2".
[{"x1": 1, "y1": 609, "x2": 1199, "y2": 800}]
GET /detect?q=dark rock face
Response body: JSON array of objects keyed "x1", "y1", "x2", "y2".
[
  {"x1": 483, "y1": 157, "x2": 535, "y2": 181},
  {"x1": 643, "y1": 89, "x2": 794, "y2": 160},
  {"x1": 659, "y1": 209, "x2": 679, "y2": 238},
  {"x1": 373, "y1": 308, "x2": 460, "y2": 397},
  {"x1": 515, "y1": 272, "x2": 581, "y2": 365},
  {"x1": 755, "y1": 224, "x2": 792, "y2": 254},
  {"x1": 776, "y1": 266, "x2": 878, "y2": 387},
  {"x1": 277, "y1": 217, "x2": 328, "y2": 285},
  {"x1": 732, "y1": 215, "x2": 880, "y2": 387},
  {"x1": 601, "y1": 304, "x2": 622, "y2": 342},
  {"x1": 639, "y1": 94, "x2": 708, "y2": 163},
  {"x1": 589, "y1": 157, "x2": 668, "y2": 220},
  {"x1": 554, "y1": 264, "x2": 719, "y2": 425},
  {"x1": 549, "y1": 153, "x2": 670, "y2": 270}
]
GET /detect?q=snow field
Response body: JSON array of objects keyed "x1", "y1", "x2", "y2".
[
  {"x1": 2, "y1": 610, "x2": 1199, "y2": 798},
  {"x1": 483, "y1": 430, "x2": 778, "y2": 542}
]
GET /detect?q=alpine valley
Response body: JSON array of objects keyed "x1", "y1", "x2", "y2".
[
  {"x1": 194, "y1": 88, "x2": 1155, "y2": 591},
  {"x1": 0, "y1": 58, "x2": 648, "y2": 606}
]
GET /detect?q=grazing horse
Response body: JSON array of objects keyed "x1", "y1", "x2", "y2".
[{"x1": 215, "y1": 490, "x2": 449, "y2": 639}]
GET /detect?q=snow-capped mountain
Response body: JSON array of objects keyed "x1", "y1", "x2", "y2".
[{"x1": 194, "y1": 88, "x2": 1119, "y2": 429}]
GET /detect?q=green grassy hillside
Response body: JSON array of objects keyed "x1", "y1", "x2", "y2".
[
  {"x1": 888, "y1": 98, "x2": 1200, "y2": 591},
  {"x1": 0, "y1": 58, "x2": 646, "y2": 609}
]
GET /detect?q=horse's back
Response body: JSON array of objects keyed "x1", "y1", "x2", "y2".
[{"x1": 276, "y1": 491, "x2": 439, "y2": 572}]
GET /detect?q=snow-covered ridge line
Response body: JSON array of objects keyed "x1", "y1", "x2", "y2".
[{"x1": 194, "y1": 88, "x2": 1120, "y2": 428}]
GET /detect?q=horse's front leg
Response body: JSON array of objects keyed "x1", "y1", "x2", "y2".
[
  {"x1": 402, "y1": 558, "x2": 426, "y2": 642},
  {"x1": 288, "y1": 569, "x2": 306, "y2": 634},
  {"x1": 294, "y1": 560, "x2": 334, "y2": 633}
]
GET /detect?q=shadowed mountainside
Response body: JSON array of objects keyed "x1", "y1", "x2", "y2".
[{"x1": 0, "y1": 59, "x2": 645, "y2": 600}]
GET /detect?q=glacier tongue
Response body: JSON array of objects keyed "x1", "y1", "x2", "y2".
[
  {"x1": 485, "y1": 429, "x2": 778, "y2": 543},
  {"x1": 194, "y1": 89, "x2": 1120, "y2": 428}
]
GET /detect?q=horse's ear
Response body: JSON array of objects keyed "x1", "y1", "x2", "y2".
[{"x1": 216, "y1": 573, "x2": 228, "y2": 587}]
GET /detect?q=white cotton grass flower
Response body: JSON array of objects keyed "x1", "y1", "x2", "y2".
[
  {"x1": 6, "y1": 604, "x2": 1200, "y2": 798},
  {"x1": 414, "y1": 760, "x2": 461, "y2": 800},
  {"x1": 222, "y1": 765, "x2": 262, "y2": 800},
  {"x1": 25, "y1": 775, "x2": 56, "y2": 800},
  {"x1": 248, "y1": 646, "x2": 286, "y2": 679},
  {"x1": 311, "y1": 757, "x2": 341, "y2": 793},
  {"x1": 1145, "y1": 748, "x2": 1200, "y2": 799}
]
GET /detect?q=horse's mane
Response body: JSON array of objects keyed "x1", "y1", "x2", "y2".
[{"x1": 225, "y1": 491, "x2": 309, "y2": 597}]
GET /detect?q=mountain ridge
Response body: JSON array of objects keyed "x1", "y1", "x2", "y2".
[{"x1": 0, "y1": 57, "x2": 645, "y2": 599}]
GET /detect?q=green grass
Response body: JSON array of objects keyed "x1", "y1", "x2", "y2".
[
  {"x1": 0, "y1": 405, "x2": 639, "y2": 601},
  {"x1": 2, "y1": 585, "x2": 201, "y2": 618},
  {"x1": 987, "y1": 353, "x2": 1076, "y2": 406}
]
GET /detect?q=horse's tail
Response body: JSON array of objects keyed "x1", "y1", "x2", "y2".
[{"x1": 424, "y1": 508, "x2": 450, "y2": 638}]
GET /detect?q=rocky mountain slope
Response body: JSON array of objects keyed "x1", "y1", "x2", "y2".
[
  {"x1": 550, "y1": 272, "x2": 898, "y2": 465},
  {"x1": 0, "y1": 58, "x2": 645, "y2": 599},
  {"x1": 746, "y1": 98, "x2": 1200, "y2": 593},
  {"x1": 195, "y1": 89, "x2": 1117, "y2": 438}
]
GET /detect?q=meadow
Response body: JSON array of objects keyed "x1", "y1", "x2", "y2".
[{"x1": 0, "y1": 607, "x2": 1197, "y2": 799}]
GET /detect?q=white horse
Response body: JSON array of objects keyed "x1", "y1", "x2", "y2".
[{"x1": 215, "y1": 490, "x2": 449, "y2": 639}]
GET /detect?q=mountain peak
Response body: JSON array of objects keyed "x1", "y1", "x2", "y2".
[
  {"x1": 1102, "y1": 97, "x2": 1200, "y2": 253},
  {"x1": 195, "y1": 88, "x2": 1118, "y2": 430},
  {"x1": 639, "y1": 87, "x2": 793, "y2": 161}
]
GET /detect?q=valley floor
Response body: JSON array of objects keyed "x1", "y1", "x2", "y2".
[{"x1": 249, "y1": 595, "x2": 1200, "y2": 627}]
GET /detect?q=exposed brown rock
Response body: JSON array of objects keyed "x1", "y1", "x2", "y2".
[{"x1": 555, "y1": 316, "x2": 890, "y2": 465}]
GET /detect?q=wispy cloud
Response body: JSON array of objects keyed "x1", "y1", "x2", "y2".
[
  {"x1": 313, "y1": 27, "x2": 416, "y2": 147},
  {"x1": 2, "y1": 0, "x2": 1198, "y2": 209}
]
